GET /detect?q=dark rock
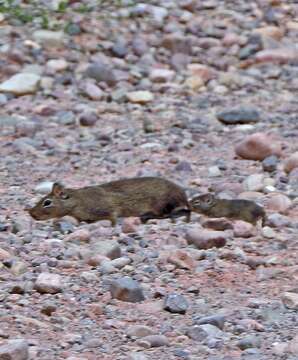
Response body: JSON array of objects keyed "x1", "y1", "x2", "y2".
[
  {"x1": 175, "y1": 161, "x2": 192, "y2": 172},
  {"x1": 164, "y1": 293, "x2": 189, "y2": 314},
  {"x1": 110, "y1": 276, "x2": 145, "y2": 303},
  {"x1": 201, "y1": 218, "x2": 233, "y2": 231},
  {"x1": 132, "y1": 37, "x2": 148, "y2": 56},
  {"x1": 111, "y1": 39, "x2": 128, "y2": 58},
  {"x1": 194, "y1": 314, "x2": 226, "y2": 330},
  {"x1": 217, "y1": 107, "x2": 260, "y2": 125},
  {"x1": 237, "y1": 335, "x2": 261, "y2": 350},
  {"x1": 79, "y1": 111, "x2": 98, "y2": 127},
  {"x1": 262, "y1": 155, "x2": 278, "y2": 172},
  {"x1": 85, "y1": 62, "x2": 116, "y2": 86}
]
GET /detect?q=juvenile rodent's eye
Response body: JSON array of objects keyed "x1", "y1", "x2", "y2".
[{"x1": 43, "y1": 199, "x2": 52, "y2": 207}]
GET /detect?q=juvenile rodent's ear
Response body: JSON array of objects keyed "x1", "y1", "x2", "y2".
[{"x1": 52, "y1": 182, "x2": 68, "y2": 199}]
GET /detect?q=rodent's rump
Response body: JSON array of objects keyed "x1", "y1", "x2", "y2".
[{"x1": 28, "y1": 177, "x2": 191, "y2": 226}]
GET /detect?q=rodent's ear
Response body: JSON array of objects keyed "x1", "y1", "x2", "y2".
[{"x1": 52, "y1": 182, "x2": 68, "y2": 199}]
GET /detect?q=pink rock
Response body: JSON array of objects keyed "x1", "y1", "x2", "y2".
[
  {"x1": 266, "y1": 194, "x2": 292, "y2": 214},
  {"x1": 284, "y1": 152, "x2": 298, "y2": 173},
  {"x1": 255, "y1": 48, "x2": 298, "y2": 64},
  {"x1": 235, "y1": 133, "x2": 282, "y2": 161},
  {"x1": 201, "y1": 218, "x2": 233, "y2": 231},
  {"x1": 254, "y1": 26, "x2": 284, "y2": 41},
  {"x1": 65, "y1": 229, "x2": 91, "y2": 242},
  {"x1": 122, "y1": 217, "x2": 140, "y2": 233},
  {"x1": 35, "y1": 273, "x2": 63, "y2": 294},
  {"x1": 185, "y1": 227, "x2": 227, "y2": 249},
  {"x1": 0, "y1": 247, "x2": 12, "y2": 261},
  {"x1": 149, "y1": 68, "x2": 175, "y2": 83},
  {"x1": 167, "y1": 249, "x2": 196, "y2": 270},
  {"x1": 233, "y1": 220, "x2": 257, "y2": 238},
  {"x1": 82, "y1": 82, "x2": 103, "y2": 101}
]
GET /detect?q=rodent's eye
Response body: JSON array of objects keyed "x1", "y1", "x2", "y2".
[{"x1": 43, "y1": 199, "x2": 52, "y2": 207}]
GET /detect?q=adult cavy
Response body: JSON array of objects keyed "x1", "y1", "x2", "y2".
[{"x1": 28, "y1": 177, "x2": 191, "y2": 226}]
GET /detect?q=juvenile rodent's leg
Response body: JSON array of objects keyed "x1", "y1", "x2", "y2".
[
  {"x1": 109, "y1": 212, "x2": 118, "y2": 227},
  {"x1": 140, "y1": 212, "x2": 156, "y2": 224}
]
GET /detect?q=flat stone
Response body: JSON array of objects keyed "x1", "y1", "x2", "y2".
[
  {"x1": 110, "y1": 276, "x2": 145, "y2": 303},
  {"x1": 163, "y1": 293, "x2": 189, "y2": 314},
  {"x1": 0, "y1": 339, "x2": 29, "y2": 360},
  {"x1": 149, "y1": 68, "x2": 175, "y2": 83},
  {"x1": 237, "y1": 335, "x2": 261, "y2": 350},
  {"x1": 243, "y1": 174, "x2": 264, "y2": 192},
  {"x1": 126, "y1": 325, "x2": 156, "y2": 338},
  {"x1": 0, "y1": 73, "x2": 40, "y2": 95},
  {"x1": 35, "y1": 273, "x2": 63, "y2": 294},
  {"x1": 167, "y1": 249, "x2": 196, "y2": 270},
  {"x1": 282, "y1": 292, "x2": 298, "y2": 310},
  {"x1": 186, "y1": 228, "x2": 227, "y2": 249},
  {"x1": 90, "y1": 240, "x2": 121, "y2": 260},
  {"x1": 138, "y1": 335, "x2": 169, "y2": 348},
  {"x1": 217, "y1": 107, "x2": 260, "y2": 125},
  {"x1": 126, "y1": 91, "x2": 154, "y2": 104},
  {"x1": 194, "y1": 314, "x2": 226, "y2": 330},
  {"x1": 33, "y1": 30, "x2": 65, "y2": 47},
  {"x1": 85, "y1": 63, "x2": 116, "y2": 86}
]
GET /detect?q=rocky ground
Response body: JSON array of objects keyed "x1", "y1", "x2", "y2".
[{"x1": 0, "y1": 0, "x2": 298, "y2": 359}]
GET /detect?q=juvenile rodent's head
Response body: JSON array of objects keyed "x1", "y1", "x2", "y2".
[
  {"x1": 190, "y1": 193, "x2": 216, "y2": 212},
  {"x1": 28, "y1": 183, "x2": 77, "y2": 220}
]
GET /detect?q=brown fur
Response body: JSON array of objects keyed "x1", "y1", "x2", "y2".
[
  {"x1": 28, "y1": 177, "x2": 191, "y2": 226},
  {"x1": 190, "y1": 193, "x2": 266, "y2": 225}
]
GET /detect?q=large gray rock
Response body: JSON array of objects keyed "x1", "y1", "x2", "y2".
[
  {"x1": 163, "y1": 293, "x2": 189, "y2": 314},
  {"x1": 35, "y1": 273, "x2": 63, "y2": 294},
  {"x1": 0, "y1": 73, "x2": 40, "y2": 95},
  {"x1": 0, "y1": 339, "x2": 29, "y2": 360},
  {"x1": 91, "y1": 240, "x2": 121, "y2": 260},
  {"x1": 110, "y1": 276, "x2": 145, "y2": 303}
]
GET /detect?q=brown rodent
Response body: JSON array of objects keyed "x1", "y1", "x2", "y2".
[
  {"x1": 28, "y1": 177, "x2": 191, "y2": 226},
  {"x1": 190, "y1": 193, "x2": 266, "y2": 225}
]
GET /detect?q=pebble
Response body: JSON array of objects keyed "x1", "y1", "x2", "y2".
[
  {"x1": 0, "y1": 339, "x2": 29, "y2": 360},
  {"x1": 194, "y1": 314, "x2": 226, "y2": 330},
  {"x1": 34, "y1": 181, "x2": 54, "y2": 194},
  {"x1": 0, "y1": 247, "x2": 12, "y2": 261},
  {"x1": 261, "y1": 226, "x2": 277, "y2": 239},
  {"x1": 243, "y1": 174, "x2": 264, "y2": 192},
  {"x1": 262, "y1": 155, "x2": 278, "y2": 172},
  {"x1": 163, "y1": 293, "x2": 189, "y2": 314},
  {"x1": 0, "y1": 73, "x2": 40, "y2": 95},
  {"x1": 237, "y1": 335, "x2": 261, "y2": 350},
  {"x1": 65, "y1": 229, "x2": 90, "y2": 242},
  {"x1": 121, "y1": 217, "x2": 140, "y2": 233},
  {"x1": 90, "y1": 240, "x2": 121, "y2": 259},
  {"x1": 217, "y1": 107, "x2": 260, "y2": 125},
  {"x1": 35, "y1": 273, "x2": 63, "y2": 294},
  {"x1": 201, "y1": 218, "x2": 233, "y2": 231},
  {"x1": 126, "y1": 91, "x2": 154, "y2": 104},
  {"x1": 81, "y1": 83, "x2": 104, "y2": 101},
  {"x1": 233, "y1": 220, "x2": 256, "y2": 238},
  {"x1": 282, "y1": 292, "x2": 298, "y2": 310},
  {"x1": 46, "y1": 59, "x2": 68, "y2": 72},
  {"x1": 32, "y1": 30, "x2": 65, "y2": 47},
  {"x1": 149, "y1": 68, "x2": 175, "y2": 83},
  {"x1": 186, "y1": 228, "x2": 227, "y2": 249},
  {"x1": 208, "y1": 166, "x2": 221, "y2": 177},
  {"x1": 110, "y1": 276, "x2": 145, "y2": 303},
  {"x1": 255, "y1": 48, "x2": 298, "y2": 65},
  {"x1": 266, "y1": 213, "x2": 290, "y2": 228},
  {"x1": 85, "y1": 63, "x2": 116, "y2": 86},
  {"x1": 235, "y1": 133, "x2": 282, "y2": 161},
  {"x1": 138, "y1": 335, "x2": 169, "y2": 348},
  {"x1": 79, "y1": 111, "x2": 98, "y2": 126},
  {"x1": 167, "y1": 249, "x2": 196, "y2": 270},
  {"x1": 126, "y1": 325, "x2": 155, "y2": 338},
  {"x1": 284, "y1": 152, "x2": 298, "y2": 174},
  {"x1": 266, "y1": 194, "x2": 292, "y2": 214}
]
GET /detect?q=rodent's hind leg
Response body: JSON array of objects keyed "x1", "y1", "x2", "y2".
[
  {"x1": 109, "y1": 212, "x2": 118, "y2": 227},
  {"x1": 140, "y1": 212, "x2": 156, "y2": 224},
  {"x1": 169, "y1": 208, "x2": 191, "y2": 223}
]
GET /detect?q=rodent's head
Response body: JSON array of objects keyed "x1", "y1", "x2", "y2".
[
  {"x1": 28, "y1": 183, "x2": 76, "y2": 221},
  {"x1": 190, "y1": 193, "x2": 216, "y2": 212}
]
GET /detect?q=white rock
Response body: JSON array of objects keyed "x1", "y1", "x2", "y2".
[
  {"x1": 34, "y1": 181, "x2": 54, "y2": 194},
  {"x1": 0, "y1": 73, "x2": 40, "y2": 95},
  {"x1": 243, "y1": 174, "x2": 264, "y2": 192},
  {"x1": 33, "y1": 30, "x2": 65, "y2": 47},
  {"x1": 208, "y1": 166, "x2": 221, "y2": 177},
  {"x1": 127, "y1": 91, "x2": 154, "y2": 104},
  {"x1": 46, "y1": 59, "x2": 68, "y2": 72},
  {"x1": 35, "y1": 273, "x2": 63, "y2": 294},
  {"x1": 282, "y1": 292, "x2": 298, "y2": 310},
  {"x1": 149, "y1": 69, "x2": 175, "y2": 83},
  {"x1": 0, "y1": 339, "x2": 29, "y2": 360},
  {"x1": 262, "y1": 226, "x2": 276, "y2": 239}
]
